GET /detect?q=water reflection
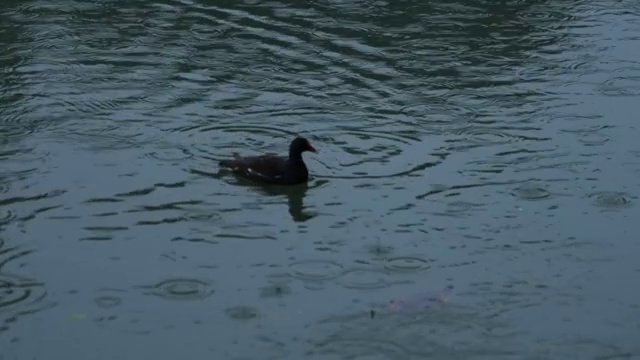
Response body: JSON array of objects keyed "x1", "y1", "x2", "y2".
[
  {"x1": 1, "y1": 0, "x2": 640, "y2": 358},
  {"x1": 191, "y1": 165, "x2": 316, "y2": 222},
  {"x1": 257, "y1": 182, "x2": 315, "y2": 223}
]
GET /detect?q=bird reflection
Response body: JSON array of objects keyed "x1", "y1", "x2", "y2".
[
  {"x1": 257, "y1": 182, "x2": 314, "y2": 222},
  {"x1": 193, "y1": 167, "x2": 316, "y2": 222}
]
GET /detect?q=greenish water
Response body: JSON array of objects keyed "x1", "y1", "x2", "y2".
[{"x1": 1, "y1": 0, "x2": 639, "y2": 358}]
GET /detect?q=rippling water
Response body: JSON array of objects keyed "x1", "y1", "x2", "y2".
[{"x1": 2, "y1": 0, "x2": 640, "y2": 358}]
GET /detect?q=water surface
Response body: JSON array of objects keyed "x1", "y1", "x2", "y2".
[{"x1": 1, "y1": 0, "x2": 640, "y2": 358}]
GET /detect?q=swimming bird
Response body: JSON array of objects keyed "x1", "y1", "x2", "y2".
[{"x1": 219, "y1": 137, "x2": 317, "y2": 185}]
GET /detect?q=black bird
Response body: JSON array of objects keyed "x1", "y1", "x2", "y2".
[{"x1": 219, "y1": 137, "x2": 317, "y2": 185}]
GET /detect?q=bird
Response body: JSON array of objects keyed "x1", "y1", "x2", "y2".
[{"x1": 219, "y1": 137, "x2": 317, "y2": 185}]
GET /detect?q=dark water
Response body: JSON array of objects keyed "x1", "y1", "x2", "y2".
[{"x1": 2, "y1": 0, "x2": 640, "y2": 358}]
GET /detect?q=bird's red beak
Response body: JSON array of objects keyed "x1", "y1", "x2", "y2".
[{"x1": 308, "y1": 143, "x2": 317, "y2": 153}]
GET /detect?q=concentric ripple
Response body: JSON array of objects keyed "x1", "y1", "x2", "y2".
[
  {"x1": 146, "y1": 147, "x2": 194, "y2": 162},
  {"x1": 143, "y1": 278, "x2": 214, "y2": 301},
  {"x1": 339, "y1": 269, "x2": 391, "y2": 290},
  {"x1": 450, "y1": 125, "x2": 516, "y2": 146},
  {"x1": 0, "y1": 273, "x2": 47, "y2": 316},
  {"x1": 588, "y1": 191, "x2": 633, "y2": 209},
  {"x1": 511, "y1": 183, "x2": 551, "y2": 201},
  {"x1": 561, "y1": 125, "x2": 611, "y2": 147},
  {"x1": 578, "y1": 132, "x2": 610, "y2": 146},
  {"x1": 0, "y1": 210, "x2": 16, "y2": 226},
  {"x1": 288, "y1": 260, "x2": 344, "y2": 281},
  {"x1": 312, "y1": 128, "x2": 437, "y2": 179},
  {"x1": 94, "y1": 295, "x2": 122, "y2": 309},
  {"x1": 383, "y1": 256, "x2": 431, "y2": 272},
  {"x1": 186, "y1": 124, "x2": 299, "y2": 156}
]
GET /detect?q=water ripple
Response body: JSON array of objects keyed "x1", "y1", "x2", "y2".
[
  {"x1": 511, "y1": 183, "x2": 552, "y2": 201},
  {"x1": 560, "y1": 124, "x2": 612, "y2": 147},
  {"x1": 259, "y1": 283, "x2": 292, "y2": 299},
  {"x1": 448, "y1": 125, "x2": 550, "y2": 149},
  {"x1": 141, "y1": 278, "x2": 214, "y2": 301},
  {"x1": 94, "y1": 295, "x2": 122, "y2": 309},
  {"x1": 0, "y1": 268, "x2": 49, "y2": 332},
  {"x1": 0, "y1": 190, "x2": 65, "y2": 207},
  {"x1": 312, "y1": 128, "x2": 439, "y2": 179},
  {"x1": 81, "y1": 226, "x2": 129, "y2": 242},
  {"x1": 184, "y1": 124, "x2": 304, "y2": 161},
  {"x1": 146, "y1": 147, "x2": 194, "y2": 162},
  {"x1": 383, "y1": 256, "x2": 431, "y2": 273},
  {"x1": 588, "y1": 191, "x2": 633, "y2": 209},
  {"x1": 0, "y1": 274, "x2": 46, "y2": 313},
  {"x1": 55, "y1": 126, "x2": 158, "y2": 152},
  {"x1": 0, "y1": 244, "x2": 34, "y2": 271},
  {"x1": 338, "y1": 269, "x2": 392, "y2": 290},
  {"x1": 125, "y1": 200, "x2": 204, "y2": 212},
  {"x1": 429, "y1": 200, "x2": 486, "y2": 219},
  {"x1": 288, "y1": 260, "x2": 344, "y2": 281},
  {"x1": 2, "y1": 0, "x2": 640, "y2": 357},
  {"x1": 225, "y1": 305, "x2": 260, "y2": 321},
  {"x1": 417, "y1": 180, "x2": 530, "y2": 200},
  {"x1": 0, "y1": 210, "x2": 16, "y2": 226}
]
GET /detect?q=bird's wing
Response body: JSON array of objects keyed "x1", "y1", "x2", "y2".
[{"x1": 230, "y1": 155, "x2": 288, "y2": 180}]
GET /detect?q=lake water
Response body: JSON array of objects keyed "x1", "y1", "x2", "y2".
[{"x1": 1, "y1": 0, "x2": 640, "y2": 358}]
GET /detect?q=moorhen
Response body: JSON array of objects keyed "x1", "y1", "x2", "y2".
[{"x1": 219, "y1": 137, "x2": 317, "y2": 185}]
